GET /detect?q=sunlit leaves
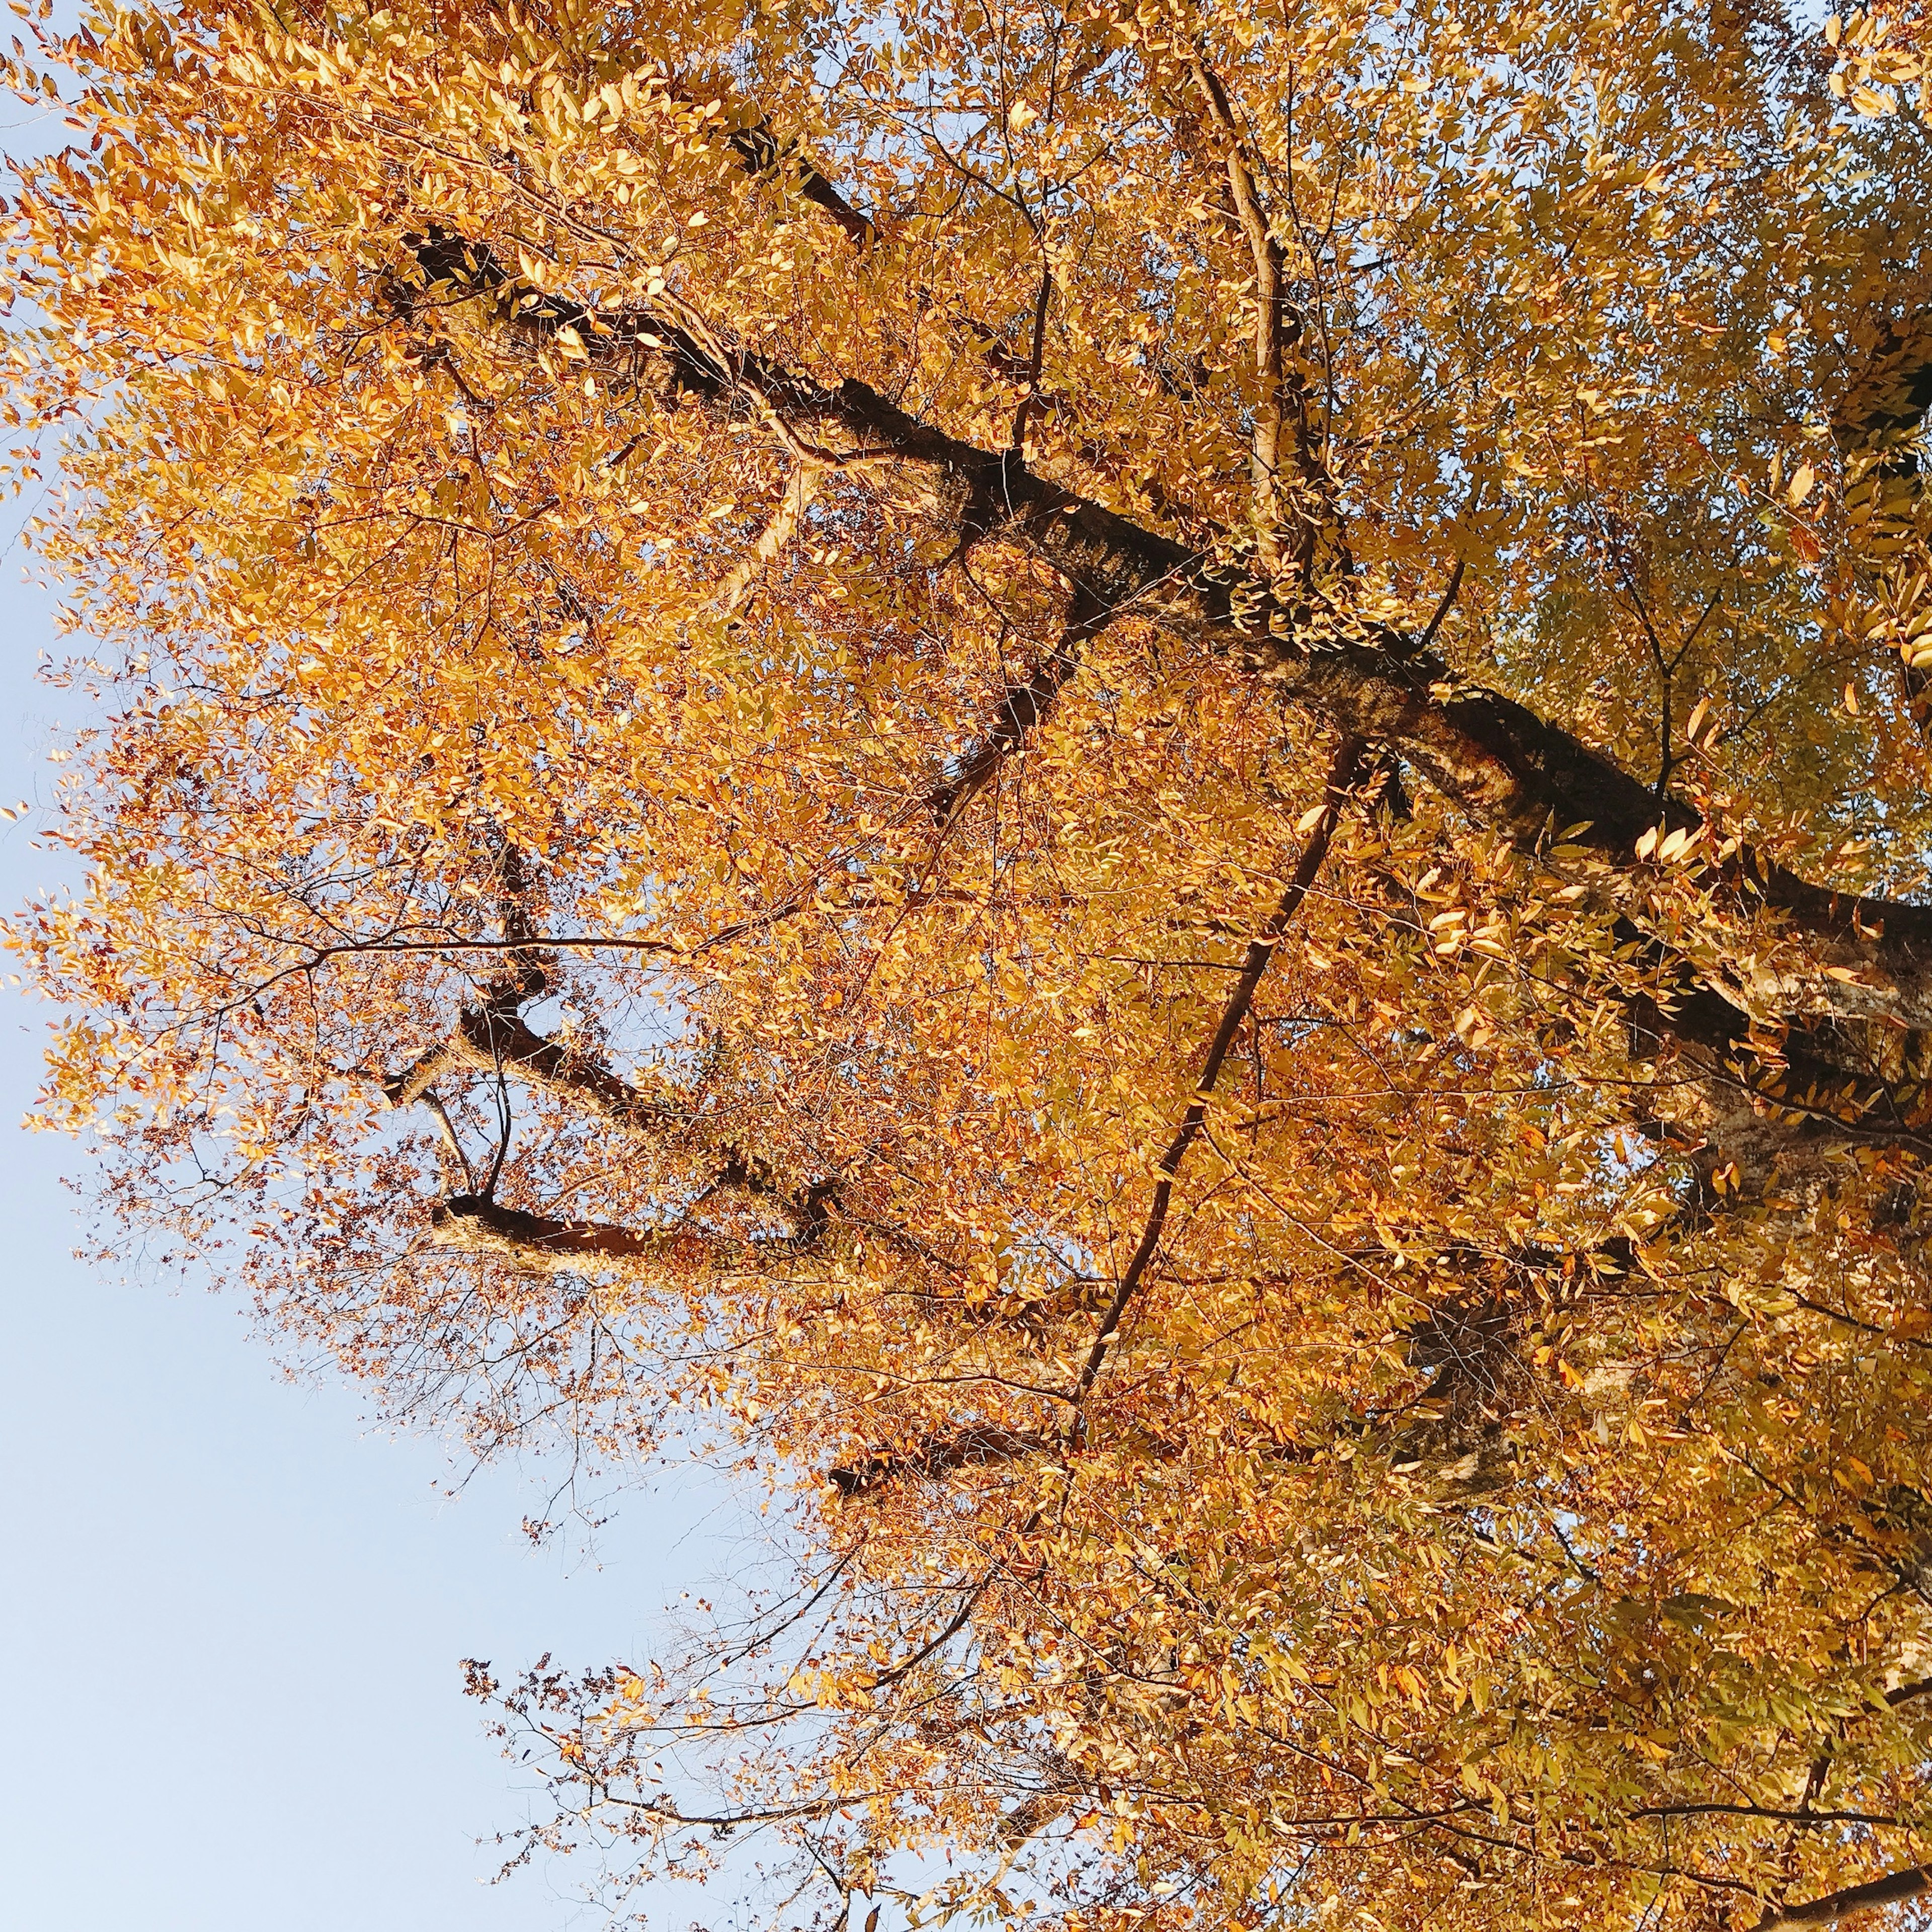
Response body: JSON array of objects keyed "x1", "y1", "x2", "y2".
[{"x1": 8, "y1": 1, "x2": 1932, "y2": 1929}]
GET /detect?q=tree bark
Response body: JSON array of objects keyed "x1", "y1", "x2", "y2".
[
  {"x1": 827, "y1": 1425, "x2": 1050, "y2": 1497},
  {"x1": 927, "y1": 584, "x2": 1111, "y2": 823},
  {"x1": 1753, "y1": 1862, "x2": 1932, "y2": 1928}
]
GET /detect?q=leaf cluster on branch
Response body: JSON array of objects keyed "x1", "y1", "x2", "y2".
[{"x1": 11, "y1": 0, "x2": 1932, "y2": 1926}]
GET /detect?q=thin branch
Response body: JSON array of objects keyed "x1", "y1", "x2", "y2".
[
  {"x1": 1067, "y1": 734, "x2": 1369, "y2": 1422},
  {"x1": 1009, "y1": 267, "x2": 1055, "y2": 458},
  {"x1": 1633, "y1": 1804, "x2": 1903, "y2": 1826},
  {"x1": 479, "y1": 1064, "x2": 513, "y2": 1201},
  {"x1": 421, "y1": 1090, "x2": 478, "y2": 1193},
  {"x1": 1417, "y1": 553, "x2": 1466, "y2": 651},
  {"x1": 860, "y1": 1572, "x2": 993, "y2": 1691},
  {"x1": 929, "y1": 584, "x2": 1111, "y2": 824},
  {"x1": 709, "y1": 462, "x2": 822, "y2": 618}
]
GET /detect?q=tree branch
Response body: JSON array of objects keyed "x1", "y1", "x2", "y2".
[
  {"x1": 388, "y1": 999, "x2": 838, "y2": 1242},
  {"x1": 1189, "y1": 59, "x2": 1290, "y2": 576},
  {"x1": 1183, "y1": 55, "x2": 1344, "y2": 595},
  {"x1": 928, "y1": 583, "x2": 1111, "y2": 824},
  {"x1": 1832, "y1": 309, "x2": 1932, "y2": 737},
  {"x1": 408, "y1": 231, "x2": 1932, "y2": 1031},
  {"x1": 425, "y1": 1186, "x2": 835, "y2": 1272},
  {"x1": 1069, "y1": 734, "x2": 1369, "y2": 1419},
  {"x1": 1753, "y1": 1863, "x2": 1932, "y2": 1928},
  {"x1": 426, "y1": 1193, "x2": 694, "y2": 1272},
  {"x1": 708, "y1": 461, "x2": 822, "y2": 619},
  {"x1": 827, "y1": 1425, "x2": 1051, "y2": 1498},
  {"x1": 722, "y1": 118, "x2": 878, "y2": 249}
]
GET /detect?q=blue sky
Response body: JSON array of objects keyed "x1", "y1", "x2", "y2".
[
  {"x1": 0, "y1": 558, "x2": 729, "y2": 1932},
  {"x1": 0, "y1": 37, "x2": 743, "y2": 1929}
]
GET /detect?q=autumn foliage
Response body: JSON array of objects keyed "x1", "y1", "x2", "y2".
[{"x1": 12, "y1": 0, "x2": 1932, "y2": 1924}]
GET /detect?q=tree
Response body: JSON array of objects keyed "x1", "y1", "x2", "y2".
[{"x1": 9, "y1": 0, "x2": 1932, "y2": 1923}]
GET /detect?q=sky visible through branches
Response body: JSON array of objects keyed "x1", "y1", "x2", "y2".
[{"x1": 0, "y1": 438, "x2": 716, "y2": 1932}]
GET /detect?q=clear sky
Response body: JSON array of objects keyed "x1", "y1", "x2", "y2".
[
  {"x1": 0, "y1": 551, "x2": 728, "y2": 1932},
  {"x1": 0, "y1": 44, "x2": 771, "y2": 1930}
]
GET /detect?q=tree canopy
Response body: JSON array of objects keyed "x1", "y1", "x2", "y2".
[{"x1": 10, "y1": 0, "x2": 1932, "y2": 1924}]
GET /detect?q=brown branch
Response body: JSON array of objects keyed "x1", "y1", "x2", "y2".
[
  {"x1": 386, "y1": 1002, "x2": 671, "y2": 1126},
  {"x1": 1633, "y1": 1804, "x2": 1903, "y2": 1826},
  {"x1": 1186, "y1": 56, "x2": 1338, "y2": 587},
  {"x1": 421, "y1": 1090, "x2": 478, "y2": 1193},
  {"x1": 1614, "y1": 924, "x2": 1932, "y2": 1166},
  {"x1": 1189, "y1": 59, "x2": 1289, "y2": 575},
  {"x1": 426, "y1": 1187, "x2": 835, "y2": 1272},
  {"x1": 410, "y1": 231, "x2": 1932, "y2": 1031},
  {"x1": 426, "y1": 1193, "x2": 694, "y2": 1272},
  {"x1": 859, "y1": 1572, "x2": 994, "y2": 1691},
  {"x1": 827, "y1": 1425, "x2": 1050, "y2": 1497},
  {"x1": 1009, "y1": 267, "x2": 1054, "y2": 458},
  {"x1": 1834, "y1": 311, "x2": 1932, "y2": 459},
  {"x1": 1417, "y1": 553, "x2": 1465, "y2": 651},
  {"x1": 722, "y1": 119, "x2": 878, "y2": 249},
  {"x1": 1832, "y1": 311, "x2": 1932, "y2": 743},
  {"x1": 293, "y1": 931, "x2": 689, "y2": 992},
  {"x1": 1754, "y1": 1863, "x2": 1932, "y2": 1927},
  {"x1": 1069, "y1": 734, "x2": 1369, "y2": 1419},
  {"x1": 928, "y1": 584, "x2": 1111, "y2": 824},
  {"x1": 389, "y1": 1002, "x2": 838, "y2": 1244},
  {"x1": 1790, "y1": 1669, "x2": 1932, "y2": 1834}
]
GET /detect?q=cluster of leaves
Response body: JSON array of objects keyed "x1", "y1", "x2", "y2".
[{"x1": 10, "y1": 0, "x2": 1932, "y2": 1926}]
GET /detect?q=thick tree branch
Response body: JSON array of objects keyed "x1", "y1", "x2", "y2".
[
  {"x1": 1615, "y1": 923, "x2": 1932, "y2": 1167},
  {"x1": 1833, "y1": 309, "x2": 1932, "y2": 732},
  {"x1": 827, "y1": 1425, "x2": 1050, "y2": 1498},
  {"x1": 426, "y1": 1192, "x2": 695, "y2": 1272},
  {"x1": 1835, "y1": 311, "x2": 1932, "y2": 459},
  {"x1": 386, "y1": 1001, "x2": 669, "y2": 1126},
  {"x1": 425, "y1": 1187, "x2": 835, "y2": 1273},
  {"x1": 1753, "y1": 1863, "x2": 1932, "y2": 1927},
  {"x1": 722, "y1": 118, "x2": 877, "y2": 249},
  {"x1": 387, "y1": 998, "x2": 837, "y2": 1242},
  {"x1": 1187, "y1": 58, "x2": 1331, "y2": 583}
]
